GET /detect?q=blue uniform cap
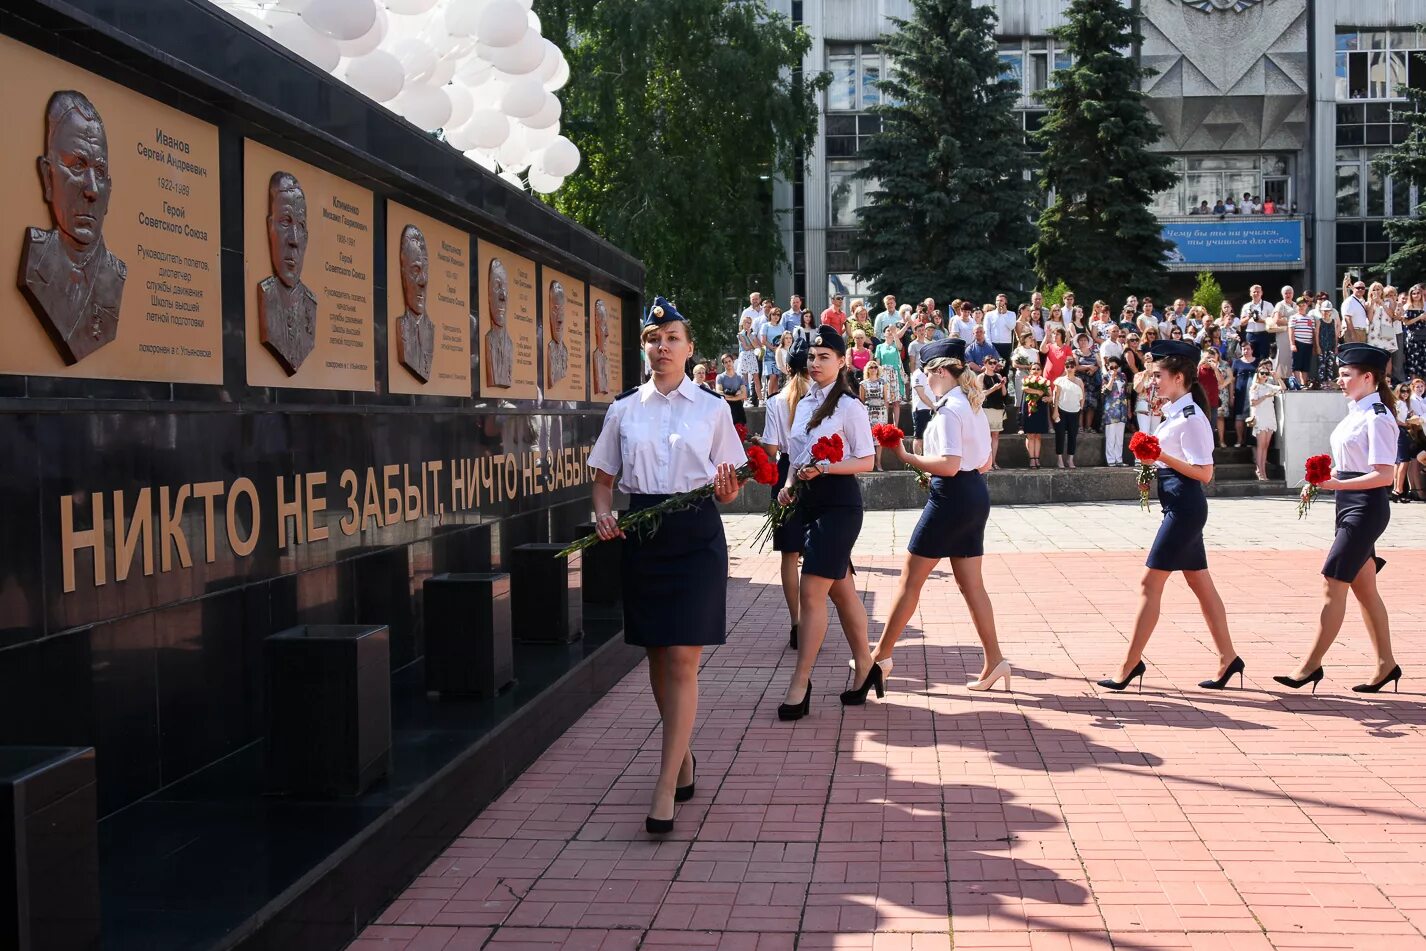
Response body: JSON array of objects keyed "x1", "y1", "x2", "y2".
[
  {"x1": 918, "y1": 337, "x2": 966, "y2": 364},
  {"x1": 787, "y1": 338, "x2": 810, "y2": 374},
  {"x1": 642, "y1": 296, "x2": 687, "y2": 327},
  {"x1": 1147, "y1": 339, "x2": 1200, "y2": 362},
  {"x1": 808, "y1": 324, "x2": 846, "y2": 355},
  {"x1": 1337, "y1": 342, "x2": 1390, "y2": 371}
]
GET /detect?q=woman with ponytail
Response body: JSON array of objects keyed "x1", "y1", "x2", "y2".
[
  {"x1": 776, "y1": 325, "x2": 876, "y2": 721},
  {"x1": 1099, "y1": 340, "x2": 1244, "y2": 692},
  {"x1": 760, "y1": 340, "x2": 811, "y2": 650},
  {"x1": 853, "y1": 337, "x2": 1009, "y2": 695},
  {"x1": 1276, "y1": 344, "x2": 1402, "y2": 694}
]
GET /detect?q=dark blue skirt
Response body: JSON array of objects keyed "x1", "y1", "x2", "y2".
[
  {"x1": 908, "y1": 470, "x2": 989, "y2": 559},
  {"x1": 801, "y1": 474, "x2": 862, "y2": 581},
  {"x1": 772, "y1": 454, "x2": 805, "y2": 554},
  {"x1": 621, "y1": 493, "x2": 727, "y2": 647},
  {"x1": 1146, "y1": 469, "x2": 1208, "y2": 572},
  {"x1": 1322, "y1": 473, "x2": 1389, "y2": 582}
]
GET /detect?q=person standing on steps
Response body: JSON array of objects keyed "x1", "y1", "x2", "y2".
[
  {"x1": 587, "y1": 297, "x2": 746, "y2": 835},
  {"x1": 854, "y1": 337, "x2": 1009, "y2": 696},
  {"x1": 1275, "y1": 344, "x2": 1403, "y2": 695},
  {"x1": 776, "y1": 326, "x2": 876, "y2": 722},
  {"x1": 1099, "y1": 339, "x2": 1244, "y2": 693},
  {"x1": 759, "y1": 339, "x2": 811, "y2": 651}
]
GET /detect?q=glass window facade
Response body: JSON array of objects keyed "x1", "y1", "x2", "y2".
[
  {"x1": 1152, "y1": 154, "x2": 1295, "y2": 215},
  {"x1": 825, "y1": 44, "x2": 888, "y2": 112},
  {"x1": 1336, "y1": 29, "x2": 1426, "y2": 100}
]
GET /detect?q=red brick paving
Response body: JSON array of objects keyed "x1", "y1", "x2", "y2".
[{"x1": 355, "y1": 550, "x2": 1426, "y2": 950}]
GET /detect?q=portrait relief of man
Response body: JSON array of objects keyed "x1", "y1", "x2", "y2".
[
  {"x1": 546, "y1": 280, "x2": 568, "y2": 388},
  {"x1": 484, "y1": 257, "x2": 513, "y2": 388},
  {"x1": 395, "y1": 224, "x2": 434, "y2": 383},
  {"x1": 20, "y1": 89, "x2": 127, "y2": 365},
  {"x1": 591, "y1": 297, "x2": 611, "y2": 396},
  {"x1": 257, "y1": 171, "x2": 317, "y2": 375}
]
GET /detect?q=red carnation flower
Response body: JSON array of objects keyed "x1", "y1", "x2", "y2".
[
  {"x1": 811, "y1": 434, "x2": 845, "y2": 465},
  {"x1": 871, "y1": 423, "x2": 905, "y2": 449},
  {"x1": 1304, "y1": 454, "x2": 1333, "y2": 486},
  {"x1": 1129, "y1": 432, "x2": 1161, "y2": 463},
  {"x1": 735, "y1": 423, "x2": 750, "y2": 442}
]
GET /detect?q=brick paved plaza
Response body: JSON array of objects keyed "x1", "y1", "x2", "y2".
[{"x1": 356, "y1": 499, "x2": 1426, "y2": 951}]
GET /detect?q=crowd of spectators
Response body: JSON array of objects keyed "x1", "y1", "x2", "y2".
[{"x1": 686, "y1": 280, "x2": 1426, "y2": 493}]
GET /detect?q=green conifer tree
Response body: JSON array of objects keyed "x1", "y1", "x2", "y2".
[
  {"x1": 1031, "y1": 0, "x2": 1178, "y2": 303},
  {"x1": 851, "y1": 0, "x2": 1037, "y2": 302}
]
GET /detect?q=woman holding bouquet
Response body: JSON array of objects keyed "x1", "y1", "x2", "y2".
[
  {"x1": 1276, "y1": 344, "x2": 1402, "y2": 694},
  {"x1": 760, "y1": 340, "x2": 811, "y2": 649},
  {"x1": 856, "y1": 337, "x2": 1009, "y2": 693},
  {"x1": 587, "y1": 297, "x2": 747, "y2": 834},
  {"x1": 1099, "y1": 339, "x2": 1244, "y2": 692},
  {"x1": 777, "y1": 325, "x2": 877, "y2": 721}
]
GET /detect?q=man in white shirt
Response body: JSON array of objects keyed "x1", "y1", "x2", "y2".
[
  {"x1": 873, "y1": 294, "x2": 898, "y2": 341},
  {"x1": 1240, "y1": 284, "x2": 1272, "y2": 365},
  {"x1": 1271, "y1": 285, "x2": 1296, "y2": 380},
  {"x1": 740, "y1": 291, "x2": 764, "y2": 328},
  {"x1": 1159, "y1": 299, "x2": 1189, "y2": 337},
  {"x1": 910, "y1": 364, "x2": 934, "y2": 454},
  {"x1": 1099, "y1": 324, "x2": 1125, "y2": 368},
  {"x1": 986, "y1": 293, "x2": 1017, "y2": 363},
  {"x1": 1342, "y1": 278, "x2": 1369, "y2": 344}
]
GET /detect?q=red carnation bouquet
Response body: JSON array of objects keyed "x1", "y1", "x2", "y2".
[
  {"x1": 559, "y1": 434, "x2": 779, "y2": 557},
  {"x1": 871, "y1": 423, "x2": 904, "y2": 448},
  {"x1": 752, "y1": 434, "x2": 844, "y2": 549},
  {"x1": 1129, "y1": 432, "x2": 1161, "y2": 511},
  {"x1": 1297, "y1": 454, "x2": 1333, "y2": 519}
]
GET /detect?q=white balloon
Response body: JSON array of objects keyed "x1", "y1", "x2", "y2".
[
  {"x1": 446, "y1": 0, "x2": 489, "y2": 38},
  {"x1": 302, "y1": 0, "x2": 376, "y2": 41},
  {"x1": 464, "y1": 148, "x2": 499, "y2": 172},
  {"x1": 455, "y1": 55, "x2": 493, "y2": 86},
  {"x1": 272, "y1": 16, "x2": 341, "y2": 70},
  {"x1": 391, "y1": 37, "x2": 437, "y2": 84},
  {"x1": 399, "y1": 83, "x2": 453, "y2": 130},
  {"x1": 527, "y1": 167, "x2": 564, "y2": 194},
  {"x1": 427, "y1": 56, "x2": 457, "y2": 87},
  {"x1": 497, "y1": 125, "x2": 529, "y2": 171},
  {"x1": 272, "y1": 0, "x2": 310, "y2": 11},
  {"x1": 526, "y1": 8, "x2": 541, "y2": 32},
  {"x1": 538, "y1": 38, "x2": 561, "y2": 83},
  {"x1": 541, "y1": 134, "x2": 580, "y2": 177},
  {"x1": 543, "y1": 55, "x2": 569, "y2": 91},
  {"x1": 498, "y1": 170, "x2": 526, "y2": 190},
  {"x1": 384, "y1": 0, "x2": 438, "y2": 14},
  {"x1": 446, "y1": 83, "x2": 475, "y2": 128},
  {"x1": 524, "y1": 92, "x2": 561, "y2": 130},
  {"x1": 484, "y1": 29, "x2": 542, "y2": 75},
  {"x1": 335, "y1": 3, "x2": 387, "y2": 56},
  {"x1": 344, "y1": 49, "x2": 405, "y2": 101},
  {"x1": 425, "y1": 27, "x2": 460, "y2": 58},
  {"x1": 477, "y1": 0, "x2": 527, "y2": 48},
  {"x1": 511, "y1": 0, "x2": 533, "y2": 10},
  {"x1": 464, "y1": 109, "x2": 511, "y2": 149},
  {"x1": 500, "y1": 75, "x2": 544, "y2": 118},
  {"x1": 444, "y1": 121, "x2": 483, "y2": 152},
  {"x1": 470, "y1": 79, "x2": 507, "y2": 110},
  {"x1": 522, "y1": 120, "x2": 558, "y2": 151}
]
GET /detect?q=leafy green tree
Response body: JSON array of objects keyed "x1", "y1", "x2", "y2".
[
  {"x1": 532, "y1": 0, "x2": 824, "y2": 348},
  {"x1": 1191, "y1": 270, "x2": 1225, "y2": 317},
  {"x1": 1043, "y1": 279, "x2": 1072, "y2": 308},
  {"x1": 1031, "y1": 0, "x2": 1178, "y2": 303},
  {"x1": 1373, "y1": 51, "x2": 1426, "y2": 280},
  {"x1": 851, "y1": 0, "x2": 1037, "y2": 302}
]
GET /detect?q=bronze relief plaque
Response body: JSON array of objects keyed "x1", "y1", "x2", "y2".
[
  {"x1": 386, "y1": 202, "x2": 469, "y2": 396},
  {"x1": 475, "y1": 239, "x2": 537, "y2": 400},
  {"x1": 542, "y1": 267, "x2": 586, "y2": 401},
  {"x1": 588, "y1": 287, "x2": 623, "y2": 403}
]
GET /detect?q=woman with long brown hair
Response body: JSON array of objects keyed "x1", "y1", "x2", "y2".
[
  {"x1": 1099, "y1": 340, "x2": 1243, "y2": 692},
  {"x1": 1276, "y1": 344, "x2": 1403, "y2": 694},
  {"x1": 759, "y1": 341, "x2": 811, "y2": 649}
]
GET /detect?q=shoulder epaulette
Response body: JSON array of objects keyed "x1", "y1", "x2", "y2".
[
  {"x1": 1374, "y1": 402, "x2": 1389, "y2": 415},
  {"x1": 615, "y1": 386, "x2": 639, "y2": 401}
]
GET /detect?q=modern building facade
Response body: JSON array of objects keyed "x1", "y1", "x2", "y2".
[{"x1": 771, "y1": 0, "x2": 1426, "y2": 308}]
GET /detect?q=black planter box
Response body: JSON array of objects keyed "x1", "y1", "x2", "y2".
[
  {"x1": 422, "y1": 573, "x2": 515, "y2": 698},
  {"x1": 0, "y1": 746, "x2": 99, "y2": 951},
  {"x1": 511, "y1": 544, "x2": 583, "y2": 644},
  {"x1": 264, "y1": 625, "x2": 391, "y2": 798}
]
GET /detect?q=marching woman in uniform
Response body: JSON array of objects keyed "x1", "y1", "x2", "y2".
[
  {"x1": 1099, "y1": 339, "x2": 1244, "y2": 691},
  {"x1": 760, "y1": 340, "x2": 811, "y2": 649},
  {"x1": 776, "y1": 326, "x2": 876, "y2": 721},
  {"x1": 587, "y1": 297, "x2": 747, "y2": 834},
  {"x1": 854, "y1": 338, "x2": 1011, "y2": 694},
  {"x1": 1276, "y1": 343, "x2": 1403, "y2": 694}
]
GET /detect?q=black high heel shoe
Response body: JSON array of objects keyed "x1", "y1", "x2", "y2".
[
  {"x1": 1199, "y1": 656, "x2": 1245, "y2": 690},
  {"x1": 1352, "y1": 665, "x2": 1402, "y2": 694},
  {"x1": 645, "y1": 814, "x2": 674, "y2": 835},
  {"x1": 839, "y1": 662, "x2": 885, "y2": 706},
  {"x1": 1272, "y1": 667, "x2": 1324, "y2": 693},
  {"x1": 778, "y1": 681, "x2": 811, "y2": 721},
  {"x1": 675, "y1": 753, "x2": 696, "y2": 803},
  {"x1": 1097, "y1": 659, "x2": 1146, "y2": 692},
  {"x1": 789, "y1": 624, "x2": 798, "y2": 650}
]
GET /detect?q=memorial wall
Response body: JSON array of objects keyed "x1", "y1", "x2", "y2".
[{"x1": 0, "y1": 0, "x2": 642, "y2": 837}]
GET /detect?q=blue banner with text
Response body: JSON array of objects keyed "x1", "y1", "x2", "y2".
[{"x1": 1162, "y1": 218, "x2": 1303, "y2": 267}]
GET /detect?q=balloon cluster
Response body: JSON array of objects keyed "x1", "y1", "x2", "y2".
[{"x1": 208, "y1": 0, "x2": 579, "y2": 193}]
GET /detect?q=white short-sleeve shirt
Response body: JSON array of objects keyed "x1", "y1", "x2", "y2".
[
  {"x1": 924, "y1": 387, "x2": 991, "y2": 471},
  {"x1": 762, "y1": 389, "x2": 793, "y2": 453},
  {"x1": 1330, "y1": 392, "x2": 1398, "y2": 473},
  {"x1": 784, "y1": 381, "x2": 875, "y2": 468},
  {"x1": 588, "y1": 375, "x2": 747, "y2": 494},
  {"x1": 910, "y1": 369, "x2": 933, "y2": 411},
  {"x1": 1241, "y1": 299, "x2": 1270, "y2": 333},
  {"x1": 1154, "y1": 392, "x2": 1215, "y2": 467}
]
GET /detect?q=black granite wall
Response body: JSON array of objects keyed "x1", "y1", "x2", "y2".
[{"x1": 0, "y1": 0, "x2": 642, "y2": 818}]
